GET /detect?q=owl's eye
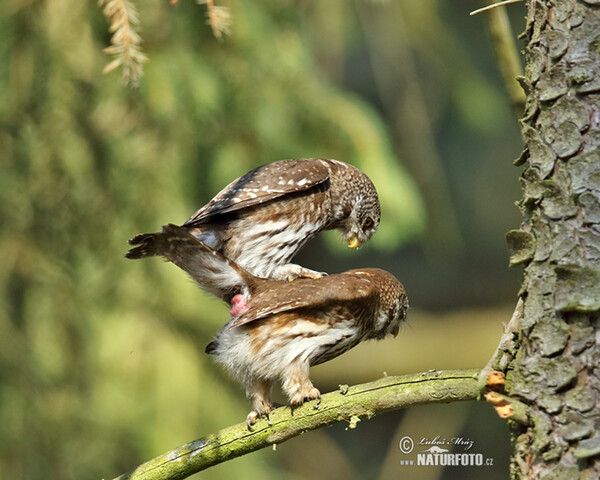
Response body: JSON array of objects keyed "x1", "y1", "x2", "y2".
[{"x1": 363, "y1": 217, "x2": 374, "y2": 230}]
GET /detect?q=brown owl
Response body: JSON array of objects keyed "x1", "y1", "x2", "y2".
[
  {"x1": 125, "y1": 159, "x2": 381, "y2": 292},
  {"x1": 135, "y1": 224, "x2": 408, "y2": 427}
]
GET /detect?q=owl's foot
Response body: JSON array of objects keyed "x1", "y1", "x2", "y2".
[
  {"x1": 247, "y1": 380, "x2": 276, "y2": 430},
  {"x1": 246, "y1": 407, "x2": 269, "y2": 430},
  {"x1": 283, "y1": 362, "x2": 321, "y2": 410},
  {"x1": 272, "y1": 264, "x2": 328, "y2": 282},
  {"x1": 294, "y1": 269, "x2": 329, "y2": 281},
  {"x1": 289, "y1": 386, "x2": 321, "y2": 409},
  {"x1": 246, "y1": 401, "x2": 282, "y2": 430}
]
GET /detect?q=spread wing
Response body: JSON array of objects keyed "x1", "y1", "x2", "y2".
[
  {"x1": 184, "y1": 159, "x2": 331, "y2": 226},
  {"x1": 227, "y1": 270, "x2": 377, "y2": 330}
]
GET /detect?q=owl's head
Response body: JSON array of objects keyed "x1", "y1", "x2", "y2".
[
  {"x1": 344, "y1": 185, "x2": 381, "y2": 249},
  {"x1": 357, "y1": 268, "x2": 408, "y2": 340},
  {"x1": 325, "y1": 159, "x2": 381, "y2": 248}
]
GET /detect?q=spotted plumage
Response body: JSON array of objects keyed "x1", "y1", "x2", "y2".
[
  {"x1": 131, "y1": 224, "x2": 408, "y2": 428},
  {"x1": 125, "y1": 159, "x2": 381, "y2": 297}
]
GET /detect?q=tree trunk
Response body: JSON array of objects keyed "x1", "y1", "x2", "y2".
[{"x1": 505, "y1": 1, "x2": 600, "y2": 478}]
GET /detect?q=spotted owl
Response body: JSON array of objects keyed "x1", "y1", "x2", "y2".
[
  {"x1": 133, "y1": 224, "x2": 408, "y2": 427},
  {"x1": 125, "y1": 159, "x2": 381, "y2": 296}
]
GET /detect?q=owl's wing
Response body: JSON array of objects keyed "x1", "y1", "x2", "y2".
[
  {"x1": 227, "y1": 271, "x2": 376, "y2": 329},
  {"x1": 184, "y1": 159, "x2": 331, "y2": 226}
]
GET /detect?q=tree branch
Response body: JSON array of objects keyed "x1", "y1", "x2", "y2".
[
  {"x1": 113, "y1": 369, "x2": 481, "y2": 480},
  {"x1": 477, "y1": 2, "x2": 526, "y2": 114}
]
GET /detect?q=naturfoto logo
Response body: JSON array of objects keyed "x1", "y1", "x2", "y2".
[{"x1": 398, "y1": 435, "x2": 494, "y2": 467}]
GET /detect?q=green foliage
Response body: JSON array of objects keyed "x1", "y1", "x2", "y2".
[{"x1": 0, "y1": 1, "x2": 424, "y2": 478}]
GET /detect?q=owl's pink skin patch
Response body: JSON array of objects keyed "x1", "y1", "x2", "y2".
[{"x1": 230, "y1": 294, "x2": 249, "y2": 317}]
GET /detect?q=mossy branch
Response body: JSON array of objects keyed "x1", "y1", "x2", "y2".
[{"x1": 113, "y1": 369, "x2": 480, "y2": 480}]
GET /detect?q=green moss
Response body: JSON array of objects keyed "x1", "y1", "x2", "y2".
[
  {"x1": 525, "y1": 46, "x2": 545, "y2": 83},
  {"x1": 569, "y1": 150, "x2": 600, "y2": 192},
  {"x1": 545, "y1": 30, "x2": 569, "y2": 59},
  {"x1": 574, "y1": 437, "x2": 600, "y2": 459},
  {"x1": 540, "y1": 179, "x2": 578, "y2": 219},
  {"x1": 513, "y1": 356, "x2": 577, "y2": 397},
  {"x1": 538, "y1": 94, "x2": 589, "y2": 132},
  {"x1": 506, "y1": 229, "x2": 536, "y2": 266},
  {"x1": 529, "y1": 317, "x2": 569, "y2": 356},
  {"x1": 578, "y1": 192, "x2": 600, "y2": 223},
  {"x1": 557, "y1": 418, "x2": 593, "y2": 441},
  {"x1": 568, "y1": 315, "x2": 594, "y2": 354},
  {"x1": 536, "y1": 66, "x2": 568, "y2": 101},
  {"x1": 519, "y1": 167, "x2": 546, "y2": 206},
  {"x1": 530, "y1": 410, "x2": 551, "y2": 453},
  {"x1": 537, "y1": 395, "x2": 562, "y2": 414},
  {"x1": 555, "y1": 265, "x2": 600, "y2": 312},
  {"x1": 564, "y1": 386, "x2": 595, "y2": 413},
  {"x1": 521, "y1": 124, "x2": 556, "y2": 178},
  {"x1": 347, "y1": 415, "x2": 361, "y2": 430},
  {"x1": 531, "y1": 220, "x2": 552, "y2": 261},
  {"x1": 544, "y1": 121, "x2": 582, "y2": 159},
  {"x1": 539, "y1": 462, "x2": 579, "y2": 480}
]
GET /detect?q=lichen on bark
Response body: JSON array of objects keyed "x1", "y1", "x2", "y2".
[{"x1": 506, "y1": 1, "x2": 600, "y2": 478}]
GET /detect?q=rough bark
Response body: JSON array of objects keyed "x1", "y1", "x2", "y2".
[{"x1": 505, "y1": 1, "x2": 600, "y2": 478}]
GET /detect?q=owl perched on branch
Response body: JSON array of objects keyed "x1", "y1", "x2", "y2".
[
  {"x1": 125, "y1": 159, "x2": 381, "y2": 293},
  {"x1": 134, "y1": 224, "x2": 408, "y2": 427}
]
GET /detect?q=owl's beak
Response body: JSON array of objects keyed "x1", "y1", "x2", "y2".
[{"x1": 348, "y1": 234, "x2": 360, "y2": 249}]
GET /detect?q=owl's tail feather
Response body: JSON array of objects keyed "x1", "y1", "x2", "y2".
[
  {"x1": 125, "y1": 224, "x2": 254, "y2": 301},
  {"x1": 125, "y1": 233, "x2": 165, "y2": 259}
]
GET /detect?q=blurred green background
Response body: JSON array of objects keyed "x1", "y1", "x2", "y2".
[{"x1": 0, "y1": 1, "x2": 524, "y2": 479}]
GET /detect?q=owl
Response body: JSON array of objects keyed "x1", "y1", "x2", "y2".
[
  {"x1": 135, "y1": 224, "x2": 408, "y2": 428},
  {"x1": 125, "y1": 159, "x2": 381, "y2": 292}
]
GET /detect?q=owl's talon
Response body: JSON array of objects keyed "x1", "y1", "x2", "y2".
[
  {"x1": 246, "y1": 410, "x2": 270, "y2": 430},
  {"x1": 289, "y1": 384, "x2": 321, "y2": 411},
  {"x1": 246, "y1": 410, "x2": 258, "y2": 431},
  {"x1": 246, "y1": 412, "x2": 258, "y2": 430},
  {"x1": 300, "y1": 270, "x2": 326, "y2": 280},
  {"x1": 273, "y1": 264, "x2": 328, "y2": 282},
  {"x1": 246, "y1": 397, "x2": 279, "y2": 430}
]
